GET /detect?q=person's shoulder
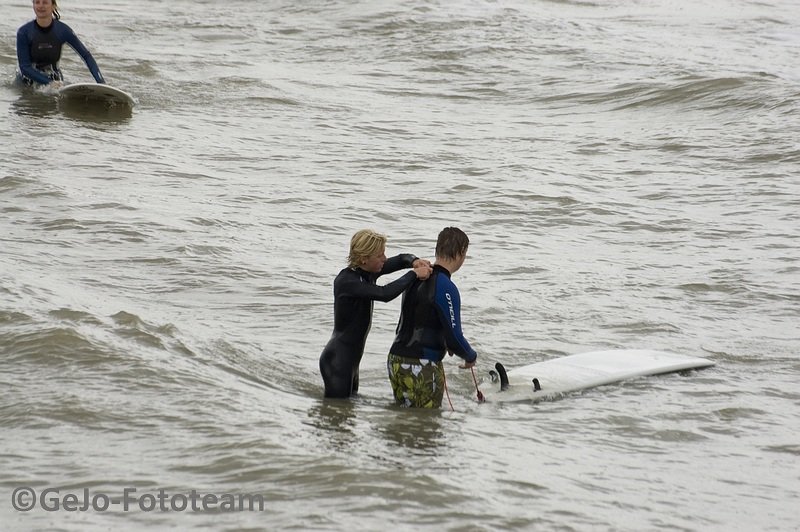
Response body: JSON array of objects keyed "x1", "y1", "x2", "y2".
[
  {"x1": 17, "y1": 20, "x2": 35, "y2": 34},
  {"x1": 434, "y1": 270, "x2": 459, "y2": 289},
  {"x1": 44, "y1": 18, "x2": 76, "y2": 39},
  {"x1": 53, "y1": 19, "x2": 75, "y2": 33},
  {"x1": 335, "y1": 267, "x2": 360, "y2": 281}
]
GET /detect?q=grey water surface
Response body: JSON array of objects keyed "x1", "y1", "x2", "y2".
[{"x1": 1, "y1": 0, "x2": 798, "y2": 530}]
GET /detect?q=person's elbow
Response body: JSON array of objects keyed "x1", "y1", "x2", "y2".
[{"x1": 375, "y1": 292, "x2": 400, "y2": 303}]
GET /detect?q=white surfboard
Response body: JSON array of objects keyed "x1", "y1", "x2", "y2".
[
  {"x1": 59, "y1": 82, "x2": 135, "y2": 107},
  {"x1": 482, "y1": 349, "x2": 715, "y2": 403}
]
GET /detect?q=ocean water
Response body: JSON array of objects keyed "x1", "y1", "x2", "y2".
[{"x1": 1, "y1": 0, "x2": 798, "y2": 530}]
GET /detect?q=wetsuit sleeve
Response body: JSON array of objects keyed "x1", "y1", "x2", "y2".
[
  {"x1": 338, "y1": 271, "x2": 417, "y2": 303},
  {"x1": 16, "y1": 25, "x2": 52, "y2": 85},
  {"x1": 432, "y1": 275, "x2": 477, "y2": 362},
  {"x1": 379, "y1": 254, "x2": 417, "y2": 276},
  {"x1": 59, "y1": 22, "x2": 105, "y2": 83}
]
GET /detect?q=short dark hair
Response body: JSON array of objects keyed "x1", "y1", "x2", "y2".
[{"x1": 435, "y1": 227, "x2": 469, "y2": 260}]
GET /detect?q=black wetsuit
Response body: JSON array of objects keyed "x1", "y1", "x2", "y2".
[
  {"x1": 16, "y1": 19, "x2": 105, "y2": 85},
  {"x1": 390, "y1": 264, "x2": 477, "y2": 363},
  {"x1": 319, "y1": 254, "x2": 418, "y2": 398}
]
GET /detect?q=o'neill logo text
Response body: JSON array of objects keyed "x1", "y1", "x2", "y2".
[{"x1": 445, "y1": 293, "x2": 456, "y2": 328}]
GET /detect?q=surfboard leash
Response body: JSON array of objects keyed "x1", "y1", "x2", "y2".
[
  {"x1": 471, "y1": 366, "x2": 485, "y2": 403},
  {"x1": 442, "y1": 363, "x2": 484, "y2": 410},
  {"x1": 441, "y1": 364, "x2": 455, "y2": 412}
]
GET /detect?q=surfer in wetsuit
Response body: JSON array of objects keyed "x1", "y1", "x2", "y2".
[
  {"x1": 16, "y1": 0, "x2": 105, "y2": 86},
  {"x1": 387, "y1": 227, "x2": 477, "y2": 408},
  {"x1": 320, "y1": 229, "x2": 432, "y2": 399}
]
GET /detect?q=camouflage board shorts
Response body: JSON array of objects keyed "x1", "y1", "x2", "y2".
[{"x1": 387, "y1": 353, "x2": 445, "y2": 408}]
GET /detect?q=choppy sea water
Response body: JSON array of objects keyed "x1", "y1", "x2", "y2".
[{"x1": 1, "y1": 0, "x2": 798, "y2": 530}]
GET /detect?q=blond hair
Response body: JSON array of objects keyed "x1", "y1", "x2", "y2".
[
  {"x1": 348, "y1": 229, "x2": 387, "y2": 268},
  {"x1": 50, "y1": 0, "x2": 61, "y2": 19}
]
